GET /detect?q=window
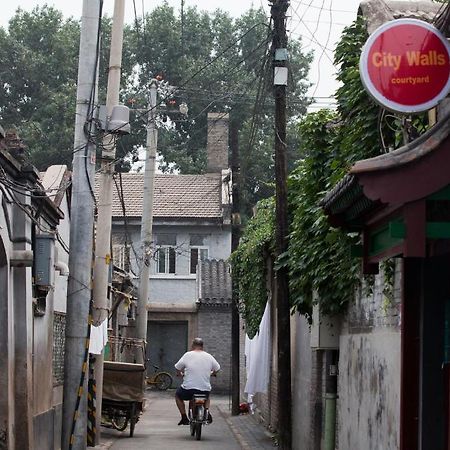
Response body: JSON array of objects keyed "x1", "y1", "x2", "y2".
[
  {"x1": 112, "y1": 244, "x2": 130, "y2": 271},
  {"x1": 190, "y1": 234, "x2": 209, "y2": 274},
  {"x1": 190, "y1": 247, "x2": 209, "y2": 274},
  {"x1": 156, "y1": 247, "x2": 176, "y2": 274},
  {"x1": 155, "y1": 234, "x2": 176, "y2": 274}
]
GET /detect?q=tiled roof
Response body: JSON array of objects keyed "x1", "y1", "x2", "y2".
[
  {"x1": 197, "y1": 259, "x2": 232, "y2": 307},
  {"x1": 97, "y1": 172, "x2": 223, "y2": 219},
  {"x1": 359, "y1": 0, "x2": 441, "y2": 34}
]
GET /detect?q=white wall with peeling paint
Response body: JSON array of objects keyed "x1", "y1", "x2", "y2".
[{"x1": 337, "y1": 261, "x2": 402, "y2": 450}]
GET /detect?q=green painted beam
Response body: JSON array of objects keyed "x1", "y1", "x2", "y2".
[
  {"x1": 369, "y1": 223, "x2": 403, "y2": 257},
  {"x1": 426, "y1": 222, "x2": 450, "y2": 239},
  {"x1": 389, "y1": 221, "x2": 406, "y2": 239},
  {"x1": 428, "y1": 185, "x2": 450, "y2": 201}
]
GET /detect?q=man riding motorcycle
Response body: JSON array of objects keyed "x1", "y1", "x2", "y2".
[{"x1": 174, "y1": 337, "x2": 220, "y2": 425}]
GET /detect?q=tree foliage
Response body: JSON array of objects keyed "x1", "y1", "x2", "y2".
[
  {"x1": 232, "y1": 15, "x2": 405, "y2": 326},
  {"x1": 0, "y1": 4, "x2": 311, "y2": 214},
  {"x1": 0, "y1": 6, "x2": 80, "y2": 167}
]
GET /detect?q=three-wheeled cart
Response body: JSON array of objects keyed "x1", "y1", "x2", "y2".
[{"x1": 101, "y1": 361, "x2": 145, "y2": 437}]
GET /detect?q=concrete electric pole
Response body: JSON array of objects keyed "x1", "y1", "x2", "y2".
[
  {"x1": 270, "y1": 1, "x2": 292, "y2": 449},
  {"x1": 91, "y1": 0, "x2": 126, "y2": 443},
  {"x1": 135, "y1": 79, "x2": 159, "y2": 364},
  {"x1": 62, "y1": 1, "x2": 101, "y2": 449}
]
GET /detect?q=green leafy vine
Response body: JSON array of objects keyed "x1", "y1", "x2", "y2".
[
  {"x1": 231, "y1": 198, "x2": 275, "y2": 338},
  {"x1": 232, "y1": 15, "x2": 409, "y2": 330}
]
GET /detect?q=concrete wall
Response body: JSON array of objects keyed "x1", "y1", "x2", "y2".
[
  {"x1": 292, "y1": 314, "x2": 313, "y2": 450},
  {"x1": 0, "y1": 210, "x2": 13, "y2": 450},
  {"x1": 197, "y1": 306, "x2": 232, "y2": 394},
  {"x1": 337, "y1": 261, "x2": 402, "y2": 450},
  {"x1": 53, "y1": 196, "x2": 70, "y2": 313}
]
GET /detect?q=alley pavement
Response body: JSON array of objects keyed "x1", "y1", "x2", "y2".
[{"x1": 99, "y1": 391, "x2": 276, "y2": 449}]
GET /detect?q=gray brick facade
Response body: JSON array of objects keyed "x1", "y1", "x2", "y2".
[
  {"x1": 197, "y1": 306, "x2": 232, "y2": 394},
  {"x1": 206, "y1": 112, "x2": 229, "y2": 173}
]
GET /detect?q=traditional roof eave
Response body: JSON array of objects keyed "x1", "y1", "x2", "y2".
[
  {"x1": 358, "y1": 0, "x2": 441, "y2": 34},
  {"x1": 322, "y1": 112, "x2": 450, "y2": 230}
]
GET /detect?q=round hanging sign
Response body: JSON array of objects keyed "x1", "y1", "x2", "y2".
[{"x1": 360, "y1": 18, "x2": 450, "y2": 113}]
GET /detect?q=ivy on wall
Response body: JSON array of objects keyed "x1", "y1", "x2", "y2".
[
  {"x1": 287, "y1": 111, "x2": 360, "y2": 317},
  {"x1": 232, "y1": 16, "x2": 408, "y2": 331},
  {"x1": 231, "y1": 198, "x2": 275, "y2": 338}
]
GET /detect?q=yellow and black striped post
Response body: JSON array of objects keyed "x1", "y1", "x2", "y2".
[
  {"x1": 87, "y1": 358, "x2": 97, "y2": 446},
  {"x1": 68, "y1": 316, "x2": 92, "y2": 450}
]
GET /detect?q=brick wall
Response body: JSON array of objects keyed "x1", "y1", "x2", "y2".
[
  {"x1": 197, "y1": 306, "x2": 232, "y2": 393},
  {"x1": 206, "y1": 113, "x2": 229, "y2": 173}
]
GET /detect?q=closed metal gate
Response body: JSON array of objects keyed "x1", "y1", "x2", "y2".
[{"x1": 147, "y1": 321, "x2": 188, "y2": 387}]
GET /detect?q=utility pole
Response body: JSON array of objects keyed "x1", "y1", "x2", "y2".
[
  {"x1": 230, "y1": 120, "x2": 241, "y2": 416},
  {"x1": 62, "y1": 1, "x2": 101, "y2": 449},
  {"x1": 136, "y1": 79, "x2": 158, "y2": 364},
  {"x1": 270, "y1": 1, "x2": 292, "y2": 449},
  {"x1": 92, "y1": 0, "x2": 125, "y2": 443}
]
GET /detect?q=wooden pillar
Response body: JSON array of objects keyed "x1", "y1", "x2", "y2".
[{"x1": 404, "y1": 200, "x2": 426, "y2": 258}]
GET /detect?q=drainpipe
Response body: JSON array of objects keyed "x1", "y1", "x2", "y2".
[{"x1": 324, "y1": 350, "x2": 338, "y2": 450}]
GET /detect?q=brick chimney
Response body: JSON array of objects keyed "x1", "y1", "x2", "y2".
[{"x1": 206, "y1": 112, "x2": 229, "y2": 173}]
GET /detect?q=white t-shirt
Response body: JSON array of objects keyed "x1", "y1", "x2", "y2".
[{"x1": 175, "y1": 350, "x2": 220, "y2": 391}]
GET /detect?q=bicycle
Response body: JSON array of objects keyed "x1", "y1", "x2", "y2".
[
  {"x1": 145, "y1": 364, "x2": 173, "y2": 391},
  {"x1": 188, "y1": 394, "x2": 208, "y2": 441}
]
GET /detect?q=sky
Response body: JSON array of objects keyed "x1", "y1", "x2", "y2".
[{"x1": 0, "y1": 0, "x2": 362, "y2": 106}]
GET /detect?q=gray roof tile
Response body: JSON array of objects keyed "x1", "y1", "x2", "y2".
[
  {"x1": 198, "y1": 259, "x2": 232, "y2": 306},
  {"x1": 96, "y1": 173, "x2": 223, "y2": 220}
]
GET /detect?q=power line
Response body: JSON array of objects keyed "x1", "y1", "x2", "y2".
[{"x1": 311, "y1": 0, "x2": 334, "y2": 98}]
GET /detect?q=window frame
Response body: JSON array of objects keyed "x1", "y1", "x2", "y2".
[
  {"x1": 155, "y1": 245, "x2": 176, "y2": 274},
  {"x1": 112, "y1": 243, "x2": 130, "y2": 271},
  {"x1": 190, "y1": 246, "x2": 209, "y2": 274}
]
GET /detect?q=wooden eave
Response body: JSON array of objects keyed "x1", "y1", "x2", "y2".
[{"x1": 322, "y1": 112, "x2": 450, "y2": 272}]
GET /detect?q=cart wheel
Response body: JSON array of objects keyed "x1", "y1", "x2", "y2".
[
  {"x1": 129, "y1": 404, "x2": 136, "y2": 437},
  {"x1": 155, "y1": 372, "x2": 173, "y2": 390},
  {"x1": 111, "y1": 416, "x2": 128, "y2": 432}
]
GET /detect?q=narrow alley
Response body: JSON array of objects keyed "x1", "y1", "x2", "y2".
[{"x1": 101, "y1": 391, "x2": 275, "y2": 450}]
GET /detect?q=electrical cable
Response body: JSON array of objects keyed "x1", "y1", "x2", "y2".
[
  {"x1": 290, "y1": 6, "x2": 334, "y2": 63},
  {"x1": 311, "y1": 0, "x2": 334, "y2": 99}
]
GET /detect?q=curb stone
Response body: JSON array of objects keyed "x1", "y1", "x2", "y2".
[
  {"x1": 217, "y1": 406, "x2": 251, "y2": 449},
  {"x1": 217, "y1": 405, "x2": 277, "y2": 449},
  {"x1": 94, "y1": 439, "x2": 115, "y2": 449}
]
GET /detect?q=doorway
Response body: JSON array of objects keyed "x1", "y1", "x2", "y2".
[
  {"x1": 147, "y1": 321, "x2": 188, "y2": 387},
  {"x1": 402, "y1": 256, "x2": 450, "y2": 450}
]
